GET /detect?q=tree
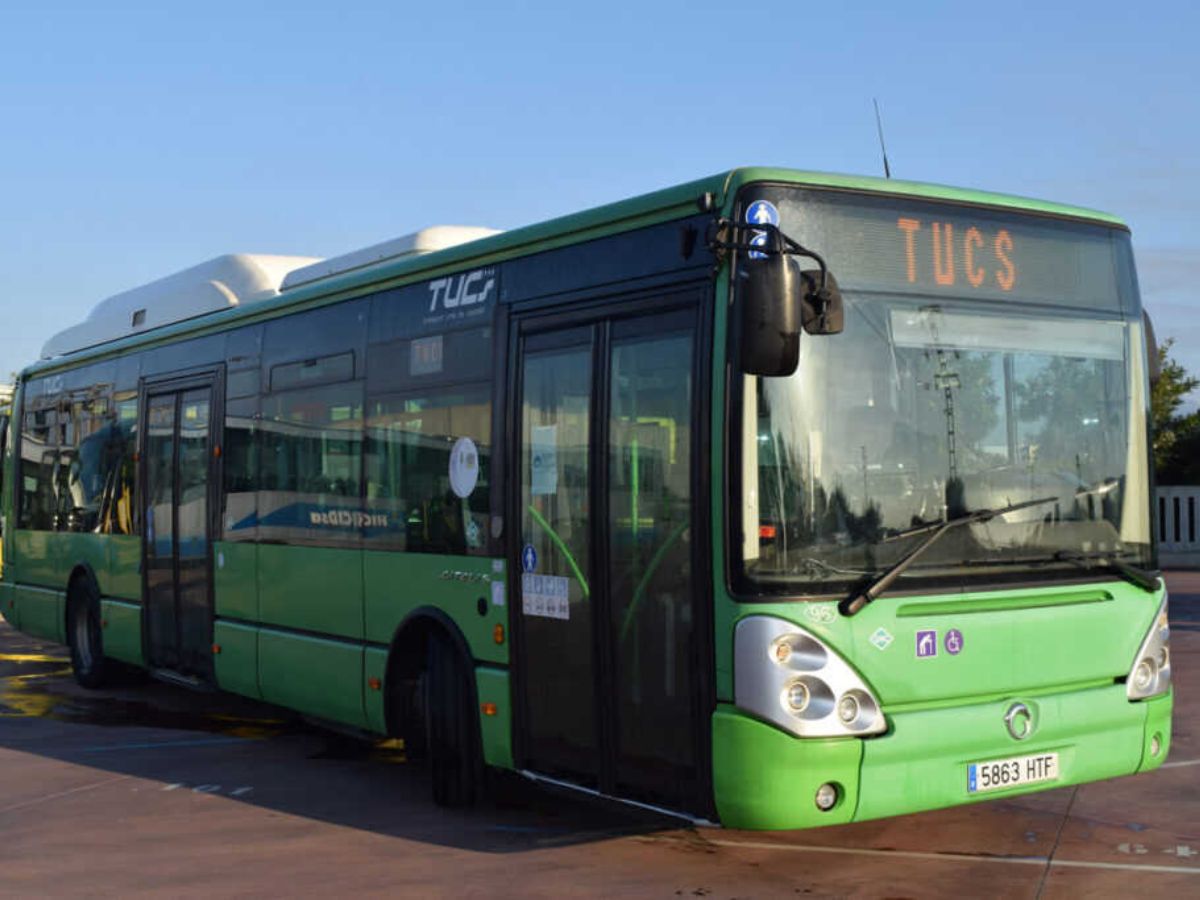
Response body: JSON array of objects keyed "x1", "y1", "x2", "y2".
[{"x1": 1152, "y1": 339, "x2": 1200, "y2": 483}]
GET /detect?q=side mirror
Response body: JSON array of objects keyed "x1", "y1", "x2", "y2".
[
  {"x1": 737, "y1": 252, "x2": 802, "y2": 376},
  {"x1": 737, "y1": 255, "x2": 845, "y2": 376},
  {"x1": 800, "y1": 270, "x2": 844, "y2": 336}
]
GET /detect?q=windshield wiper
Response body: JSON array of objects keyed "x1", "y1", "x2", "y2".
[
  {"x1": 840, "y1": 495, "x2": 1060, "y2": 617},
  {"x1": 1051, "y1": 550, "x2": 1161, "y2": 593}
]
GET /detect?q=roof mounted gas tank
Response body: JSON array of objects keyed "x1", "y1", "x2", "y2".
[
  {"x1": 40, "y1": 253, "x2": 320, "y2": 359},
  {"x1": 280, "y1": 225, "x2": 501, "y2": 290}
]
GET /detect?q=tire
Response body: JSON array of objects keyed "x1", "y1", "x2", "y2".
[
  {"x1": 424, "y1": 631, "x2": 481, "y2": 807},
  {"x1": 67, "y1": 578, "x2": 109, "y2": 689}
]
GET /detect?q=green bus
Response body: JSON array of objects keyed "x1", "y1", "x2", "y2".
[{"x1": 0, "y1": 169, "x2": 1172, "y2": 827}]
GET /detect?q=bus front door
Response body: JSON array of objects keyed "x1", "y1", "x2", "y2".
[
  {"x1": 513, "y1": 300, "x2": 708, "y2": 816},
  {"x1": 142, "y1": 381, "x2": 217, "y2": 681}
]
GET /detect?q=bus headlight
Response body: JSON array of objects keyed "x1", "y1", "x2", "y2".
[
  {"x1": 1126, "y1": 594, "x2": 1171, "y2": 701},
  {"x1": 786, "y1": 681, "x2": 811, "y2": 712},
  {"x1": 735, "y1": 616, "x2": 886, "y2": 738}
]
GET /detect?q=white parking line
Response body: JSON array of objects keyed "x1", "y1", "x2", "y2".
[
  {"x1": 1161, "y1": 757, "x2": 1200, "y2": 769},
  {"x1": 706, "y1": 839, "x2": 1200, "y2": 876},
  {"x1": 0, "y1": 775, "x2": 129, "y2": 816}
]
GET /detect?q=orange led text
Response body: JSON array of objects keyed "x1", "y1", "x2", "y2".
[{"x1": 897, "y1": 218, "x2": 1016, "y2": 292}]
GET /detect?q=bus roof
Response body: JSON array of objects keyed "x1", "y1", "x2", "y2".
[{"x1": 22, "y1": 167, "x2": 1127, "y2": 378}]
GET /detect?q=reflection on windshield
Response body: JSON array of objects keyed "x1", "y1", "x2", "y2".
[{"x1": 737, "y1": 298, "x2": 1152, "y2": 594}]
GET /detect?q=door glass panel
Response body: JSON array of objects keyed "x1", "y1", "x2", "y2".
[
  {"x1": 608, "y1": 322, "x2": 696, "y2": 794},
  {"x1": 177, "y1": 391, "x2": 210, "y2": 560},
  {"x1": 145, "y1": 394, "x2": 177, "y2": 667},
  {"x1": 176, "y1": 389, "x2": 211, "y2": 673},
  {"x1": 519, "y1": 338, "x2": 595, "y2": 777}
]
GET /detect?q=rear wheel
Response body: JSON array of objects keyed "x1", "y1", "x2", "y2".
[
  {"x1": 67, "y1": 579, "x2": 108, "y2": 689},
  {"x1": 423, "y1": 631, "x2": 481, "y2": 807}
]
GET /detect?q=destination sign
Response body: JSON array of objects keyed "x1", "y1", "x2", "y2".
[{"x1": 760, "y1": 189, "x2": 1135, "y2": 313}]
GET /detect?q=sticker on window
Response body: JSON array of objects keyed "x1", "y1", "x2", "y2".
[
  {"x1": 530, "y1": 425, "x2": 558, "y2": 496},
  {"x1": 522, "y1": 573, "x2": 569, "y2": 620},
  {"x1": 449, "y1": 436, "x2": 480, "y2": 498}
]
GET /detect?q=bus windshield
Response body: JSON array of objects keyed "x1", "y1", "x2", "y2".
[{"x1": 734, "y1": 189, "x2": 1153, "y2": 597}]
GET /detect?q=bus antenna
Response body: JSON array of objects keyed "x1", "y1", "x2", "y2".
[{"x1": 873, "y1": 98, "x2": 892, "y2": 179}]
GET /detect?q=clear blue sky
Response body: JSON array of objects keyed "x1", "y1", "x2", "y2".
[{"x1": 2, "y1": 1, "x2": 1197, "y2": 405}]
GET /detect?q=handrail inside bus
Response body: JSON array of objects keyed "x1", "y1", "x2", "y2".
[
  {"x1": 620, "y1": 519, "x2": 689, "y2": 644},
  {"x1": 526, "y1": 505, "x2": 590, "y2": 597}
]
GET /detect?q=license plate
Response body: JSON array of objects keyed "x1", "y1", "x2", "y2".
[{"x1": 968, "y1": 752, "x2": 1059, "y2": 793}]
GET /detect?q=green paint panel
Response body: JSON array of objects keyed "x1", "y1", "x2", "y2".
[
  {"x1": 16, "y1": 586, "x2": 64, "y2": 643},
  {"x1": 7, "y1": 531, "x2": 140, "y2": 602},
  {"x1": 258, "y1": 627, "x2": 366, "y2": 728},
  {"x1": 364, "y1": 550, "x2": 507, "y2": 665},
  {"x1": 105, "y1": 536, "x2": 141, "y2": 600},
  {"x1": 213, "y1": 620, "x2": 261, "y2": 699},
  {"x1": 364, "y1": 646, "x2": 388, "y2": 734},
  {"x1": 855, "y1": 683, "x2": 1146, "y2": 822},
  {"x1": 53, "y1": 533, "x2": 110, "y2": 591},
  {"x1": 99, "y1": 600, "x2": 143, "y2": 665},
  {"x1": 1138, "y1": 693, "x2": 1172, "y2": 772},
  {"x1": 0, "y1": 583, "x2": 17, "y2": 628},
  {"x1": 258, "y1": 543, "x2": 362, "y2": 639},
  {"x1": 11, "y1": 531, "x2": 60, "y2": 588},
  {"x1": 712, "y1": 706, "x2": 862, "y2": 830},
  {"x1": 214, "y1": 541, "x2": 258, "y2": 620},
  {"x1": 476, "y1": 667, "x2": 513, "y2": 769}
]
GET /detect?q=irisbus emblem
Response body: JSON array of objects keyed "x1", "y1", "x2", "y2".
[{"x1": 1005, "y1": 702, "x2": 1034, "y2": 741}]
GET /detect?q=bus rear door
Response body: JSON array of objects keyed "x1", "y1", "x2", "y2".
[{"x1": 140, "y1": 374, "x2": 219, "y2": 682}]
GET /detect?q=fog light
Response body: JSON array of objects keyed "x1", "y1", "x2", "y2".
[
  {"x1": 815, "y1": 783, "x2": 838, "y2": 811},
  {"x1": 1151, "y1": 733, "x2": 1162, "y2": 757},
  {"x1": 837, "y1": 693, "x2": 860, "y2": 724},
  {"x1": 786, "y1": 681, "x2": 811, "y2": 713},
  {"x1": 1133, "y1": 658, "x2": 1156, "y2": 693}
]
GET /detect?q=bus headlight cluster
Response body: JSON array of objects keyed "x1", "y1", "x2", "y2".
[
  {"x1": 735, "y1": 616, "x2": 886, "y2": 738},
  {"x1": 1126, "y1": 593, "x2": 1171, "y2": 701}
]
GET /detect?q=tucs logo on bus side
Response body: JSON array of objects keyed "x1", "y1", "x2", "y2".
[{"x1": 428, "y1": 268, "x2": 496, "y2": 312}]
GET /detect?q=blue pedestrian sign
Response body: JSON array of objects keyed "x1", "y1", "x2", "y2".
[
  {"x1": 745, "y1": 200, "x2": 779, "y2": 227},
  {"x1": 521, "y1": 544, "x2": 538, "y2": 573}
]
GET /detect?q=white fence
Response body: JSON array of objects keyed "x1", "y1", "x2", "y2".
[{"x1": 1158, "y1": 486, "x2": 1200, "y2": 567}]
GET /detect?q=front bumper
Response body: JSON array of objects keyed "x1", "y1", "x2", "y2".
[{"x1": 712, "y1": 685, "x2": 1172, "y2": 830}]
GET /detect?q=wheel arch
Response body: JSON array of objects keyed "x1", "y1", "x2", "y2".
[{"x1": 382, "y1": 606, "x2": 479, "y2": 739}]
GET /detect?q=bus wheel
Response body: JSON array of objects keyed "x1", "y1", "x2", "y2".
[
  {"x1": 424, "y1": 631, "x2": 480, "y2": 807},
  {"x1": 67, "y1": 579, "x2": 108, "y2": 689}
]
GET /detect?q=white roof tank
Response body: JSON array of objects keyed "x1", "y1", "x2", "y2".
[
  {"x1": 40, "y1": 254, "x2": 320, "y2": 359},
  {"x1": 281, "y1": 225, "x2": 500, "y2": 290},
  {"x1": 39, "y1": 225, "x2": 500, "y2": 360}
]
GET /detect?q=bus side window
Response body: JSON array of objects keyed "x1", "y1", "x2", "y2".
[
  {"x1": 99, "y1": 396, "x2": 138, "y2": 535},
  {"x1": 19, "y1": 385, "x2": 57, "y2": 531},
  {"x1": 258, "y1": 381, "x2": 364, "y2": 547},
  {"x1": 365, "y1": 385, "x2": 491, "y2": 556}
]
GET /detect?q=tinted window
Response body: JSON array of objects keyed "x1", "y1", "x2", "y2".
[
  {"x1": 262, "y1": 301, "x2": 367, "y2": 380},
  {"x1": 223, "y1": 395, "x2": 258, "y2": 542},
  {"x1": 365, "y1": 385, "x2": 491, "y2": 555},
  {"x1": 18, "y1": 365, "x2": 135, "y2": 534},
  {"x1": 258, "y1": 381, "x2": 364, "y2": 547}
]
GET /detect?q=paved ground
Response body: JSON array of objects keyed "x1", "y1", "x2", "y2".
[{"x1": 1, "y1": 574, "x2": 1197, "y2": 898}]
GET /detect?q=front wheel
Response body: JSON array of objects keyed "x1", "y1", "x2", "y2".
[
  {"x1": 67, "y1": 580, "x2": 109, "y2": 689},
  {"x1": 424, "y1": 632, "x2": 481, "y2": 807}
]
